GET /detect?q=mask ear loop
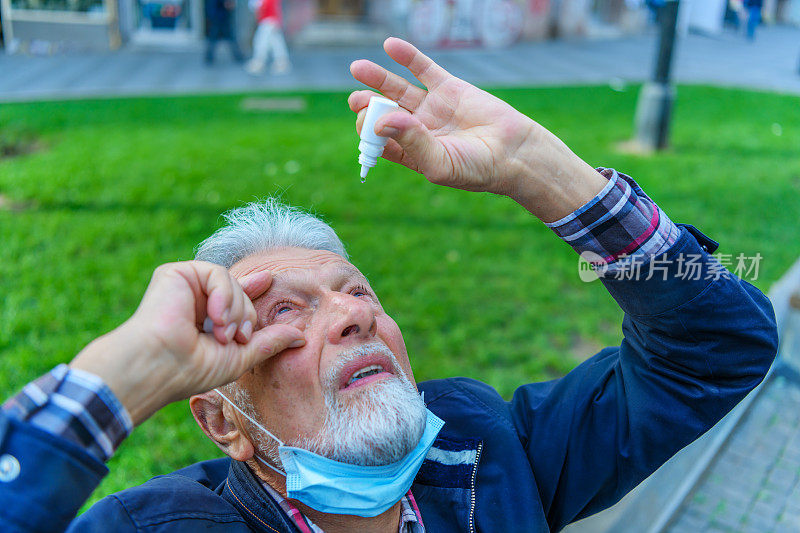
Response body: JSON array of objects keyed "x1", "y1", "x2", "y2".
[{"x1": 214, "y1": 388, "x2": 287, "y2": 476}]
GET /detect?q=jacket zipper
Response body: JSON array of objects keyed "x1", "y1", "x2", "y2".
[{"x1": 468, "y1": 441, "x2": 484, "y2": 533}]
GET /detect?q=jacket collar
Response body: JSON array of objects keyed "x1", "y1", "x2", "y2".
[{"x1": 222, "y1": 459, "x2": 301, "y2": 533}]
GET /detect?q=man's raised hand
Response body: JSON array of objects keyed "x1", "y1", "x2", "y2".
[
  {"x1": 349, "y1": 37, "x2": 536, "y2": 196},
  {"x1": 70, "y1": 261, "x2": 305, "y2": 426},
  {"x1": 349, "y1": 37, "x2": 607, "y2": 223}
]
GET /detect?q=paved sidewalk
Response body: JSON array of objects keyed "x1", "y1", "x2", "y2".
[
  {"x1": 1, "y1": 25, "x2": 799, "y2": 102},
  {"x1": 665, "y1": 372, "x2": 800, "y2": 533}
]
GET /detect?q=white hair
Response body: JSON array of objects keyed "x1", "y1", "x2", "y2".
[{"x1": 194, "y1": 198, "x2": 347, "y2": 268}]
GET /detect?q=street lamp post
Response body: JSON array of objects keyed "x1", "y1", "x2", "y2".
[{"x1": 634, "y1": 0, "x2": 681, "y2": 151}]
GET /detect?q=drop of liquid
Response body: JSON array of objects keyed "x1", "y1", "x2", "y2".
[{"x1": 360, "y1": 177, "x2": 366, "y2": 184}]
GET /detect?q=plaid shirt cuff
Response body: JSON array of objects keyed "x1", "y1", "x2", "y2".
[
  {"x1": 2, "y1": 364, "x2": 133, "y2": 463},
  {"x1": 545, "y1": 168, "x2": 680, "y2": 276}
]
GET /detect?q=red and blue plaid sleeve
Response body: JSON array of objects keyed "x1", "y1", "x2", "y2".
[
  {"x1": 2, "y1": 364, "x2": 133, "y2": 463},
  {"x1": 545, "y1": 168, "x2": 679, "y2": 275}
]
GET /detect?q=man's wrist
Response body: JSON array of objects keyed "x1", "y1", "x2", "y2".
[
  {"x1": 503, "y1": 123, "x2": 607, "y2": 223},
  {"x1": 70, "y1": 321, "x2": 172, "y2": 426}
]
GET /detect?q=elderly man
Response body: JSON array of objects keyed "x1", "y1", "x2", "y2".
[{"x1": 0, "y1": 38, "x2": 777, "y2": 532}]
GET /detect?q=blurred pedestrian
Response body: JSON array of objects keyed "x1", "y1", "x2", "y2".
[
  {"x1": 205, "y1": 0, "x2": 244, "y2": 65},
  {"x1": 744, "y1": 0, "x2": 763, "y2": 40},
  {"x1": 245, "y1": 0, "x2": 291, "y2": 75},
  {"x1": 726, "y1": 0, "x2": 745, "y2": 30}
]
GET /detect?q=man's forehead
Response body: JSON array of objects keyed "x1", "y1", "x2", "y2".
[
  {"x1": 231, "y1": 247, "x2": 364, "y2": 283},
  {"x1": 270, "y1": 263, "x2": 366, "y2": 289}
]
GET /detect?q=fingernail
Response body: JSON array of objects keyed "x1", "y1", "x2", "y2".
[
  {"x1": 379, "y1": 126, "x2": 399, "y2": 137},
  {"x1": 225, "y1": 323, "x2": 237, "y2": 342},
  {"x1": 203, "y1": 317, "x2": 214, "y2": 333},
  {"x1": 289, "y1": 339, "x2": 305, "y2": 348},
  {"x1": 240, "y1": 320, "x2": 253, "y2": 341}
]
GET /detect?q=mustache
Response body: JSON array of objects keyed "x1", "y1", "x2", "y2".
[{"x1": 324, "y1": 342, "x2": 405, "y2": 391}]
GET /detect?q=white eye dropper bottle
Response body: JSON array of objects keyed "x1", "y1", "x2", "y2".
[{"x1": 358, "y1": 96, "x2": 399, "y2": 182}]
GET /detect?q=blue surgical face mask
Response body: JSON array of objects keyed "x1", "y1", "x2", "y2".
[{"x1": 215, "y1": 389, "x2": 444, "y2": 517}]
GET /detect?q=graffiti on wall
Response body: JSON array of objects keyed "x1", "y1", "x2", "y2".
[{"x1": 406, "y1": 0, "x2": 527, "y2": 47}]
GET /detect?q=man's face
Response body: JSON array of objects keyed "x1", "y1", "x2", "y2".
[{"x1": 228, "y1": 247, "x2": 425, "y2": 466}]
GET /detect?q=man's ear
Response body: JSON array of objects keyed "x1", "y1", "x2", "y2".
[{"x1": 190, "y1": 391, "x2": 255, "y2": 462}]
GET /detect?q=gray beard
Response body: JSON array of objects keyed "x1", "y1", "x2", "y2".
[{"x1": 257, "y1": 343, "x2": 427, "y2": 467}]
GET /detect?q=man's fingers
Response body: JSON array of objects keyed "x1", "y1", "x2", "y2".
[
  {"x1": 225, "y1": 275, "x2": 246, "y2": 342},
  {"x1": 193, "y1": 324, "x2": 304, "y2": 388},
  {"x1": 380, "y1": 138, "x2": 412, "y2": 168},
  {"x1": 383, "y1": 37, "x2": 451, "y2": 92},
  {"x1": 349, "y1": 60, "x2": 426, "y2": 111},
  {"x1": 238, "y1": 270, "x2": 273, "y2": 300},
  {"x1": 202, "y1": 268, "x2": 237, "y2": 344},
  {"x1": 355, "y1": 109, "x2": 416, "y2": 169},
  {"x1": 228, "y1": 270, "x2": 273, "y2": 343},
  {"x1": 214, "y1": 271, "x2": 266, "y2": 344},
  {"x1": 359, "y1": 106, "x2": 411, "y2": 139},
  {"x1": 234, "y1": 325, "x2": 306, "y2": 374},
  {"x1": 194, "y1": 263, "x2": 250, "y2": 345},
  {"x1": 226, "y1": 280, "x2": 249, "y2": 344},
  {"x1": 233, "y1": 295, "x2": 258, "y2": 344},
  {"x1": 203, "y1": 265, "x2": 235, "y2": 325},
  {"x1": 348, "y1": 89, "x2": 382, "y2": 113},
  {"x1": 373, "y1": 111, "x2": 449, "y2": 175},
  {"x1": 356, "y1": 108, "x2": 367, "y2": 135}
]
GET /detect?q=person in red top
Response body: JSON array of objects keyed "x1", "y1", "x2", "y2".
[{"x1": 246, "y1": 0, "x2": 291, "y2": 74}]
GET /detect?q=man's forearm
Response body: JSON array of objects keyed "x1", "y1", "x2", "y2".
[
  {"x1": 70, "y1": 321, "x2": 176, "y2": 427},
  {"x1": 503, "y1": 122, "x2": 609, "y2": 224}
]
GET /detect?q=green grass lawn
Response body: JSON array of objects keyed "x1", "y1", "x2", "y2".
[{"x1": 1, "y1": 85, "x2": 799, "y2": 509}]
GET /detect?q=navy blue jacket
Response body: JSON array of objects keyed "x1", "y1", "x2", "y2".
[{"x1": 0, "y1": 226, "x2": 779, "y2": 532}]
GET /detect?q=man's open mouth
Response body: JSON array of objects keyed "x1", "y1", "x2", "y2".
[
  {"x1": 347, "y1": 364, "x2": 385, "y2": 385},
  {"x1": 339, "y1": 353, "x2": 394, "y2": 390}
]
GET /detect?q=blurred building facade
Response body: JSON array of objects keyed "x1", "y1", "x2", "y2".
[{"x1": 1, "y1": 0, "x2": 800, "y2": 52}]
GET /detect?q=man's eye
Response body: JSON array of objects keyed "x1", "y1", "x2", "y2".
[
  {"x1": 267, "y1": 301, "x2": 301, "y2": 324},
  {"x1": 351, "y1": 286, "x2": 369, "y2": 298},
  {"x1": 275, "y1": 304, "x2": 293, "y2": 316}
]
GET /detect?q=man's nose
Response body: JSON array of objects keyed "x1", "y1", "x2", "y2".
[{"x1": 326, "y1": 293, "x2": 377, "y2": 344}]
